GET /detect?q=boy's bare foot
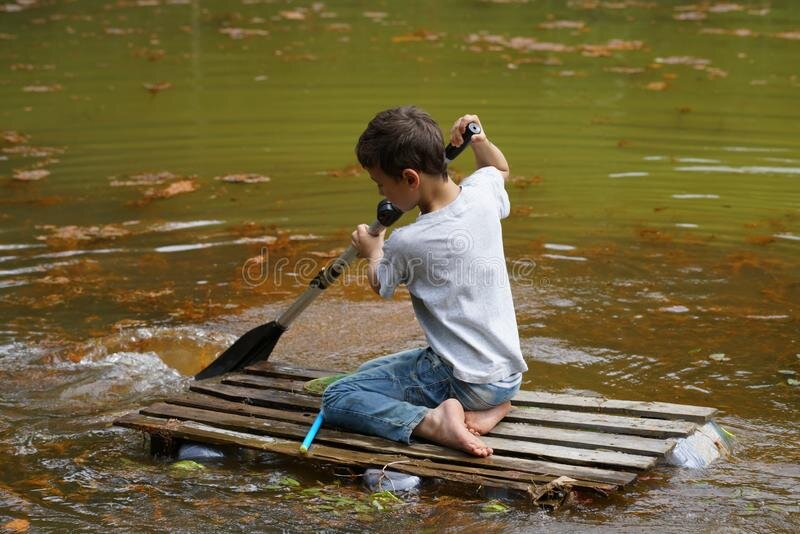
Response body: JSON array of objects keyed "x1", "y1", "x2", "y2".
[
  {"x1": 412, "y1": 399, "x2": 493, "y2": 457},
  {"x1": 464, "y1": 401, "x2": 512, "y2": 436}
]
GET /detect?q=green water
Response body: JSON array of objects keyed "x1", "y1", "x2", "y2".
[{"x1": 1, "y1": 0, "x2": 799, "y2": 531}]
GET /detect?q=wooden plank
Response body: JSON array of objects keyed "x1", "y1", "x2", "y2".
[
  {"x1": 222, "y1": 373, "x2": 308, "y2": 395},
  {"x1": 243, "y1": 362, "x2": 715, "y2": 423},
  {"x1": 114, "y1": 413, "x2": 580, "y2": 500},
  {"x1": 174, "y1": 392, "x2": 672, "y2": 458},
  {"x1": 189, "y1": 382, "x2": 319, "y2": 411},
  {"x1": 506, "y1": 407, "x2": 696, "y2": 438},
  {"x1": 192, "y1": 381, "x2": 696, "y2": 439},
  {"x1": 243, "y1": 362, "x2": 333, "y2": 380},
  {"x1": 486, "y1": 422, "x2": 674, "y2": 457},
  {"x1": 513, "y1": 391, "x2": 717, "y2": 423},
  {"x1": 136, "y1": 402, "x2": 636, "y2": 485}
]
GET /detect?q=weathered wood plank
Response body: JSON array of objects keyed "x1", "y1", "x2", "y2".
[
  {"x1": 136, "y1": 402, "x2": 636, "y2": 485},
  {"x1": 222, "y1": 373, "x2": 308, "y2": 395},
  {"x1": 513, "y1": 391, "x2": 717, "y2": 423},
  {"x1": 243, "y1": 362, "x2": 715, "y2": 423},
  {"x1": 506, "y1": 407, "x2": 696, "y2": 438},
  {"x1": 193, "y1": 381, "x2": 696, "y2": 439},
  {"x1": 244, "y1": 362, "x2": 333, "y2": 380},
  {"x1": 173, "y1": 392, "x2": 673, "y2": 457},
  {"x1": 114, "y1": 413, "x2": 582, "y2": 500},
  {"x1": 486, "y1": 423, "x2": 674, "y2": 457},
  {"x1": 189, "y1": 382, "x2": 319, "y2": 411}
]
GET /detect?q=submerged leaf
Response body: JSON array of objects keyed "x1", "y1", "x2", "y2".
[
  {"x1": 2, "y1": 518, "x2": 29, "y2": 533},
  {"x1": 481, "y1": 500, "x2": 510, "y2": 513},
  {"x1": 171, "y1": 460, "x2": 205, "y2": 471}
]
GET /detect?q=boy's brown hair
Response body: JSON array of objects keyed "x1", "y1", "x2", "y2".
[{"x1": 356, "y1": 106, "x2": 446, "y2": 180}]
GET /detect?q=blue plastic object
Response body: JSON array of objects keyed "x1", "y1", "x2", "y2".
[{"x1": 300, "y1": 411, "x2": 324, "y2": 453}]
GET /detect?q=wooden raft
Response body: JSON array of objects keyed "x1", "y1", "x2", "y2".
[{"x1": 114, "y1": 362, "x2": 718, "y2": 502}]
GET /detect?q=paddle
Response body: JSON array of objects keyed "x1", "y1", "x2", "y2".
[{"x1": 195, "y1": 122, "x2": 482, "y2": 380}]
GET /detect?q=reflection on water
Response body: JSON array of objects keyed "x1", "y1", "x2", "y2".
[{"x1": 1, "y1": 0, "x2": 799, "y2": 531}]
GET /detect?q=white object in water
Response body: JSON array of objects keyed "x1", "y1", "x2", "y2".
[
  {"x1": 363, "y1": 469, "x2": 421, "y2": 492},
  {"x1": 178, "y1": 441, "x2": 226, "y2": 460},
  {"x1": 665, "y1": 421, "x2": 733, "y2": 468}
]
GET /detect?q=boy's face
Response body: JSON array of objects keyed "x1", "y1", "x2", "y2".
[{"x1": 366, "y1": 165, "x2": 419, "y2": 212}]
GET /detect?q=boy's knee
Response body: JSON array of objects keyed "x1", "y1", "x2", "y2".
[{"x1": 321, "y1": 379, "x2": 350, "y2": 411}]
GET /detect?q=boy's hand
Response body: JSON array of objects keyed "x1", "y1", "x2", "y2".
[
  {"x1": 449, "y1": 113, "x2": 510, "y2": 180},
  {"x1": 351, "y1": 224, "x2": 385, "y2": 260},
  {"x1": 450, "y1": 114, "x2": 488, "y2": 147}
]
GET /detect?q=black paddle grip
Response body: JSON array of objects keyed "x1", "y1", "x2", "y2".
[
  {"x1": 444, "y1": 122, "x2": 481, "y2": 163},
  {"x1": 309, "y1": 200, "x2": 402, "y2": 290}
]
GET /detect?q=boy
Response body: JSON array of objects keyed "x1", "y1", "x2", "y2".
[{"x1": 321, "y1": 106, "x2": 527, "y2": 457}]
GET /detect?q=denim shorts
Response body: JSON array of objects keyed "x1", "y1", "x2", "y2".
[{"x1": 321, "y1": 347, "x2": 520, "y2": 444}]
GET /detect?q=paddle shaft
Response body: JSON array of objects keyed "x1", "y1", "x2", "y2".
[{"x1": 276, "y1": 218, "x2": 386, "y2": 329}]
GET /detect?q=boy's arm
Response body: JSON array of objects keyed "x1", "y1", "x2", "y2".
[
  {"x1": 450, "y1": 114, "x2": 510, "y2": 181},
  {"x1": 351, "y1": 224, "x2": 384, "y2": 296}
]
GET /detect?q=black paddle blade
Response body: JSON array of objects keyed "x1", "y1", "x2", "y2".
[{"x1": 194, "y1": 321, "x2": 286, "y2": 380}]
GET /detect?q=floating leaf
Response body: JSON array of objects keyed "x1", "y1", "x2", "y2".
[
  {"x1": 646, "y1": 81, "x2": 668, "y2": 91},
  {"x1": 12, "y1": 169, "x2": 49, "y2": 181},
  {"x1": 2, "y1": 131, "x2": 30, "y2": 144},
  {"x1": 215, "y1": 174, "x2": 270, "y2": 184},
  {"x1": 538, "y1": 20, "x2": 586, "y2": 30},
  {"x1": 391, "y1": 29, "x2": 442, "y2": 43},
  {"x1": 143, "y1": 81, "x2": 172, "y2": 94},
  {"x1": 146, "y1": 179, "x2": 199, "y2": 199},
  {"x1": 280, "y1": 9, "x2": 307, "y2": 20},
  {"x1": 279, "y1": 476, "x2": 301, "y2": 487}
]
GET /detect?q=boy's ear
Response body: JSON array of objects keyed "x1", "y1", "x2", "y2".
[{"x1": 401, "y1": 169, "x2": 420, "y2": 190}]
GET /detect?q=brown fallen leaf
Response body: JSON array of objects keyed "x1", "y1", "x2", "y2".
[
  {"x1": 773, "y1": 31, "x2": 800, "y2": 40},
  {"x1": 3, "y1": 518, "x2": 29, "y2": 533},
  {"x1": 746, "y1": 235, "x2": 775, "y2": 246},
  {"x1": 215, "y1": 173, "x2": 270, "y2": 184},
  {"x1": 146, "y1": 179, "x2": 198, "y2": 199},
  {"x1": 325, "y1": 163, "x2": 363, "y2": 178},
  {"x1": 36, "y1": 224, "x2": 131, "y2": 246},
  {"x1": 13, "y1": 169, "x2": 50, "y2": 181},
  {"x1": 2, "y1": 130, "x2": 30, "y2": 143},
  {"x1": 280, "y1": 9, "x2": 307, "y2": 20},
  {"x1": 646, "y1": 81, "x2": 668, "y2": 91},
  {"x1": 391, "y1": 29, "x2": 443, "y2": 43},
  {"x1": 143, "y1": 81, "x2": 171, "y2": 94},
  {"x1": 538, "y1": 20, "x2": 586, "y2": 30}
]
